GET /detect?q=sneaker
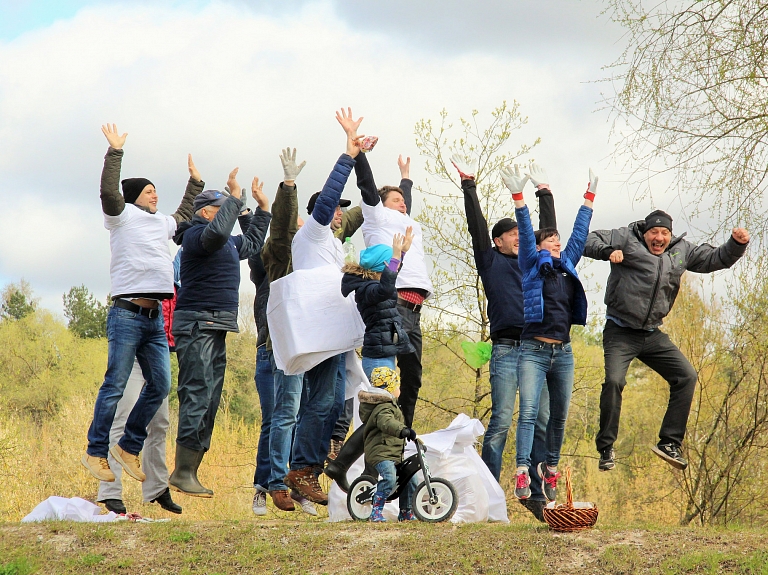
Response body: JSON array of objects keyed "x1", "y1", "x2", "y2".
[
  {"x1": 268, "y1": 489, "x2": 295, "y2": 512},
  {"x1": 81, "y1": 453, "x2": 115, "y2": 482},
  {"x1": 599, "y1": 447, "x2": 616, "y2": 471},
  {"x1": 252, "y1": 491, "x2": 267, "y2": 516},
  {"x1": 99, "y1": 498, "x2": 126, "y2": 515},
  {"x1": 537, "y1": 462, "x2": 560, "y2": 502},
  {"x1": 514, "y1": 469, "x2": 531, "y2": 500},
  {"x1": 285, "y1": 467, "x2": 328, "y2": 505},
  {"x1": 290, "y1": 490, "x2": 318, "y2": 516},
  {"x1": 109, "y1": 445, "x2": 146, "y2": 482},
  {"x1": 327, "y1": 439, "x2": 344, "y2": 461},
  {"x1": 397, "y1": 509, "x2": 416, "y2": 522},
  {"x1": 518, "y1": 499, "x2": 546, "y2": 523},
  {"x1": 651, "y1": 443, "x2": 688, "y2": 470}
]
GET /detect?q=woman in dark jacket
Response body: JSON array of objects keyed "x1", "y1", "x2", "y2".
[{"x1": 341, "y1": 229, "x2": 414, "y2": 379}]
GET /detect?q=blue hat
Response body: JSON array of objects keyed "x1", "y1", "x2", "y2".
[
  {"x1": 359, "y1": 244, "x2": 393, "y2": 272},
  {"x1": 194, "y1": 189, "x2": 228, "y2": 212}
]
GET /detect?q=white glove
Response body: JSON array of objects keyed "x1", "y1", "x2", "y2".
[
  {"x1": 588, "y1": 168, "x2": 598, "y2": 195},
  {"x1": 279, "y1": 147, "x2": 306, "y2": 182},
  {"x1": 450, "y1": 153, "x2": 478, "y2": 180},
  {"x1": 526, "y1": 162, "x2": 549, "y2": 188},
  {"x1": 500, "y1": 164, "x2": 530, "y2": 195}
]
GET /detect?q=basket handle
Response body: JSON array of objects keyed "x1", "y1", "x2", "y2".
[{"x1": 565, "y1": 466, "x2": 574, "y2": 509}]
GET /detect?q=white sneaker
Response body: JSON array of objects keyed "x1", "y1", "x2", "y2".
[
  {"x1": 290, "y1": 489, "x2": 318, "y2": 516},
  {"x1": 252, "y1": 490, "x2": 267, "y2": 516}
]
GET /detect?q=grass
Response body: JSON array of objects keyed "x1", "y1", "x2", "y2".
[{"x1": 2, "y1": 522, "x2": 768, "y2": 575}]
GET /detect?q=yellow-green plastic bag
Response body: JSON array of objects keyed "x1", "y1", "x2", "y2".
[{"x1": 461, "y1": 341, "x2": 493, "y2": 369}]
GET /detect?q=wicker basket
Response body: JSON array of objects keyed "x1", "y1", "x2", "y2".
[{"x1": 542, "y1": 467, "x2": 598, "y2": 532}]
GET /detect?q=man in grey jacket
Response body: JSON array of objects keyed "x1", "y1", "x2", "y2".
[{"x1": 584, "y1": 210, "x2": 749, "y2": 470}]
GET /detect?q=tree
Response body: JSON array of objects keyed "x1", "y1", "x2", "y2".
[
  {"x1": 606, "y1": 0, "x2": 768, "y2": 239},
  {"x1": 63, "y1": 285, "x2": 108, "y2": 339},
  {"x1": 413, "y1": 102, "x2": 539, "y2": 420},
  {"x1": 1, "y1": 280, "x2": 37, "y2": 321}
]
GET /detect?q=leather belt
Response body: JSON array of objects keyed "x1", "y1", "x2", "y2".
[
  {"x1": 493, "y1": 338, "x2": 521, "y2": 347},
  {"x1": 113, "y1": 298, "x2": 160, "y2": 319},
  {"x1": 397, "y1": 297, "x2": 422, "y2": 313}
]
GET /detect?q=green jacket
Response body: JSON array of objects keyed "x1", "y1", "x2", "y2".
[{"x1": 359, "y1": 389, "x2": 407, "y2": 467}]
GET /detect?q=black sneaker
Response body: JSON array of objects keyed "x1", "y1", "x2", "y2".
[
  {"x1": 537, "y1": 462, "x2": 560, "y2": 502},
  {"x1": 651, "y1": 443, "x2": 688, "y2": 470},
  {"x1": 99, "y1": 499, "x2": 126, "y2": 515},
  {"x1": 518, "y1": 499, "x2": 546, "y2": 523},
  {"x1": 599, "y1": 447, "x2": 616, "y2": 471}
]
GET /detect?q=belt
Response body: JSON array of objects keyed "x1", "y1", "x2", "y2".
[
  {"x1": 527, "y1": 339, "x2": 568, "y2": 350},
  {"x1": 397, "y1": 297, "x2": 422, "y2": 313},
  {"x1": 493, "y1": 338, "x2": 521, "y2": 347},
  {"x1": 113, "y1": 298, "x2": 160, "y2": 319}
]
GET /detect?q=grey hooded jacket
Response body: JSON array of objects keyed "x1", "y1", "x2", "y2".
[{"x1": 584, "y1": 222, "x2": 747, "y2": 330}]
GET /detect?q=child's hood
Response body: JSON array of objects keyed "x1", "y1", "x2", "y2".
[
  {"x1": 358, "y1": 387, "x2": 394, "y2": 404},
  {"x1": 341, "y1": 272, "x2": 374, "y2": 297}
]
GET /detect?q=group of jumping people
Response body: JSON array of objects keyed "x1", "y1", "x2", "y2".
[{"x1": 79, "y1": 107, "x2": 750, "y2": 523}]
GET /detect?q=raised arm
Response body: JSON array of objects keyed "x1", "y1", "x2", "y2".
[
  {"x1": 685, "y1": 229, "x2": 749, "y2": 273},
  {"x1": 172, "y1": 154, "x2": 205, "y2": 224},
  {"x1": 450, "y1": 154, "x2": 494, "y2": 267},
  {"x1": 199, "y1": 168, "x2": 242, "y2": 253},
  {"x1": 354, "y1": 150, "x2": 379, "y2": 206},
  {"x1": 398, "y1": 155, "x2": 413, "y2": 214},
  {"x1": 236, "y1": 177, "x2": 272, "y2": 260},
  {"x1": 562, "y1": 169, "x2": 597, "y2": 265},
  {"x1": 99, "y1": 124, "x2": 127, "y2": 216}
]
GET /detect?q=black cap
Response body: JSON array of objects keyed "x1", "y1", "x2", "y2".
[
  {"x1": 307, "y1": 191, "x2": 351, "y2": 215},
  {"x1": 121, "y1": 178, "x2": 154, "y2": 204},
  {"x1": 491, "y1": 217, "x2": 518, "y2": 239},
  {"x1": 644, "y1": 210, "x2": 673, "y2": 232}
]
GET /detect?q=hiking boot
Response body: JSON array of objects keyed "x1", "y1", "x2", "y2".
[
  {"x1": 285, "y1": 467, "x2": 328, "y2": 505},
  {"x1": 599, "y1": 447, "x2": 616, "y2": 471},
  {"x1": 169, "y1": 444, "x2": 213, "y2": 497},
  {"x1": 397, "y1": 509, "x2": 416, "y2": 522},
  {"x1": 514, "y1": 469, "x2": 531, "y2": 500},
  {"x1": 81, "y1": 453, "x2": 115, "y2": 482},
  {"x1": 151, "y1": 487, "x2": 182, "y2": 514},
  {"x1": 252, "y1": 491, "x2": 267, "y2": 516},
  {"x1": 537, "y1": 462, "x2": 560, "y2": 502},
  {"x1": 327, "y1": 439, "x2": 344, "y2": 461},
  {"x1": 518, "y1": 499, "x2": 546, "y2": 523},
  {"x1": 99, "y1": 498, "x2": 126, "y2": 514},
  {"x1": 370, "y1": 492, "x2": 387, "y2": 522},
  {"x1": 109, "y1": 445, "x2": 146, "y2": 482},
  {"x1": 651, "y1": 443, "x2": 688, "y2": 470},
  {"x1": 269, "y1": 489, "x2": 295, "y2": 512},
  {"x1": 290, "y1": 489, "x2": 318, "y2": 516},
  {"x1": 323, "y1": 425, "x2": 366, "y2": 492}
]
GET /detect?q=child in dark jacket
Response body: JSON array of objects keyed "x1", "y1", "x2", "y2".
[
  {"x1": 358, "y1": 367, "x2": 419, "y2": 522},
  {"x1": 341, "y1": 229, "x2": 415, "y2": 380}
]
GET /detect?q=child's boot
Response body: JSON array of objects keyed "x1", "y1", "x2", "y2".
[
  {"x1": 369, "y1": 492, "x2": 387, "y2": 522},
  {"x1": 397, "y1": 509, "x2": 416, "y2": 522}
]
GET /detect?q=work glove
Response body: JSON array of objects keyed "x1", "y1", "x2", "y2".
[
  {"x1": 584, "y1": 168, "x2": 598, "y2": 201},
  {"x1": 526, "y1": 162, "x2": 549, "y2": 189},
  {"x1": 450, "y1": 153, "x2": 477, "y2": 180},
  {"x1": 279, "y1": 147, "x2": 306, "y2": 182},
  {"x1": 399, "y1": 427, "x2": 417, "y2": 442},
  {"x1": 500, "y1": 164, "x2": 529, "y2": 200},
  {"x1": 225, "y1": 185, "x2": 248, "y2": 213}
]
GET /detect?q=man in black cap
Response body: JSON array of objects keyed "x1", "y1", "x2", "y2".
[
  {"x1": 584, "y1": 210, "x2": 750, "y2": 471},
  {"x1": 82, "y1": 124, "x2": 203, "y2": 488},
  {"x1": 169, "y1": 171, "x2": 271, "y2": 497}
]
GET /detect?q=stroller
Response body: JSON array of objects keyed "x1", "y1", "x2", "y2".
[{"x1": 346, "y1": 438, "x2": 458, "y2": 522}]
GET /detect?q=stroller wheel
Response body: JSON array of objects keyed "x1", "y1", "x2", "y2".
[
  {"x1": 347, "y1": 475, "x2": 377, "y2": 521},
  {"x1": 412, "y1": 478, "x2": 458, "y2": 523}
]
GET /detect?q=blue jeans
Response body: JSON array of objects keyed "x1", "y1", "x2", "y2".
[
  {"x1": 375, "y1": 460, "x2": 417, "y2": 511},
  {"x1": 87, "y1": 306, "x2": 171, "y2": 458},
  {"x1": 253, "y1": 346, "x2": 274, "y2": 491},
  {"x1": 362, "y1": 356, "x2": 397, "y2": 381},
  {"x1": 516, "y1": 340, "x2": 574, "y2": 469},
  {"x1": 291, "y1": 354, "x2": 341, "y2": 470},
  {"x1": 319, "y1": 353, "x2": 347, "y2": 463},
  {"x1": 267, "y1": 350, "x2": 306, "y2": 491},
  {"x1": 481, "y1": 343, "x2": 549, "y2": 500}
]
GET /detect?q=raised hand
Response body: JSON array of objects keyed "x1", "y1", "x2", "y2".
[
  {"x1": 501, "y1": 164, "x2": 530, "y2": 196},
  {"x1": 392, "y1": 232, "x2": 405, "y2": 260},
  {"x1": 402, "y1": 226, "x2": 414, "y2": 253},
  {"x1": 584, "y1": 168, "x2": 598, "y2": 204},
  {"x1": 279, "y1": 147, "x2": 306, "y2": 185},
  {"x1": 609, "y1": 250, "x2": 624, "y2": 264},
  {"x1": 732, "y1": 228, "x2": 750, "y2": 244},
  {"x1": 227, "y1": 168, "x2": 241, "y2": 199},
  {"x1": 398, "y1": 155, "x2": 411, "y2": 179},
  {"x1": 335, "y1": 107, "x2": 364, "y2": 136},
  {"x1": 526, "y1": 162, "x2": 549, "y2": 189},
  {"x1": 101, "y1": 124, "x2": 127, "y2": 150},
  {"x1": 252, "y1": 176, "x2": 268, "y2": 210},
  {"x1": 188, "y1": 154, "x2": 201, "y2": 182},
  {"x1": 450, "y1": 153, "x2": 478, "y2": 180}
]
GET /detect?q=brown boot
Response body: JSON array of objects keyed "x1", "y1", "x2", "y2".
[
  {"x1": 284, "y1": 467, "x2": 328, "y2": 505},
  {"x1": 109, "y1": 445, "x2": 145, "y2": 482},
  {"x1": 327, "y1": 439, "x2": 344, "y2": 461},
  {"x1": 81, "y1": 453, "x2": 115, "y2": 482},
  {"x1": 269, "y1": 489, "x2": 295, "y2": 511}
]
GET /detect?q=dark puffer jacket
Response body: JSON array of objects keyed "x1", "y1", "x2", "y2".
[
  {"x1": 359, "y1": 389, "x2": 408, "y2": 467},
  {"x1": 341, "y1": 267, "x2": 414, "y2": 358}
]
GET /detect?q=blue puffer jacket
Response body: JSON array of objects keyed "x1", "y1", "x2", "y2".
[{"x1": 516, "y1": 204, "x2": 592, "y2": 325}]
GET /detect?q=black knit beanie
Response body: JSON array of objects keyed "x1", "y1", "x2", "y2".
[
  {"x1": 121, "y1": 178, "x2": 154, "y2": 204},
  {"x1": 644, "y1": 210, "x2": 673, "y2": 232}
]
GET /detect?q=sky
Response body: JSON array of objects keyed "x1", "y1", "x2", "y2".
[{"x1": 0, "y1": 0, "x2": 727, "y2": 316}]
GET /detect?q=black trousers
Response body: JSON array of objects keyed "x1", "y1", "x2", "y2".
[
  {"x1": 596, "y1": 320, "x2": 698, "y2": 452},
  {"x1": 396, "y1": 303, "x2": 423, "y2": 428}
]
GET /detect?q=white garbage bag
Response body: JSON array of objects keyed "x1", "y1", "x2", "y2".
[{"x1": 22, "y1": 497, "x2": 118, "y2": 523}]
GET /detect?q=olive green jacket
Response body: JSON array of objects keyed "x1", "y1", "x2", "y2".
[{"x1": 359, "y1": 389, "x2": 407, "y2": 467}]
